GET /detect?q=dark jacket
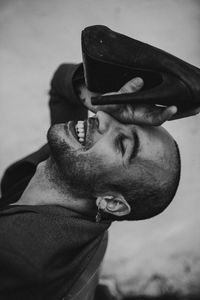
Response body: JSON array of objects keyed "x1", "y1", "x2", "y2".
[{"x1": 0, "y1": 64, "x2": 110, "y2": 299}]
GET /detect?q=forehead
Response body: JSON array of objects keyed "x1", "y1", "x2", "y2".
[{"x1": 134, "y1": 124, "x2": 175, "y2": 169}]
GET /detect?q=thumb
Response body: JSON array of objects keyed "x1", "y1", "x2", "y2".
[{"x1": 119, "y1": 77, "x2": 144, "y2": 94}]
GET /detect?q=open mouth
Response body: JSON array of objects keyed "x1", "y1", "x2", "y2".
[
  {"x1": 65, "y1": 121, "x2": 86, "y2": 146},
  {"x1": 67, "y1": 117, "x2": 98, "y2": 147},
  {"x1": 64, "y1": 120, "x2": 87, "y2": 147}
]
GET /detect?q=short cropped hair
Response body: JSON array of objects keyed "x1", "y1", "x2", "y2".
[{"x1": 104, "y1": 140, "x2": 181, "y2": 222}]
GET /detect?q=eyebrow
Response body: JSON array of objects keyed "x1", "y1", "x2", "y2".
[{"x1": 130, "y1": 132, "x2": 140, "y2": 162}]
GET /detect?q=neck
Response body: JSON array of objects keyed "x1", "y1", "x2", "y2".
[{"x1": 17, "y1": 158, "x2": 97, "y2": 218}]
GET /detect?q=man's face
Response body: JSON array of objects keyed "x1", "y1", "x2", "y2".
[{"x1": 47, "y1": 111, "x2": 176, "y2": 197}]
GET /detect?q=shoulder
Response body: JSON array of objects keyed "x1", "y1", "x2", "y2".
[
  {"x1": 0, "y1": 206, "x2": 63, "y2": 267},
  {"x1": 0, "y1": 219, "x2": 44, "y2": 298},
  {"x1": 0, "y1": 205, "x2": 73, "y2": 298}
]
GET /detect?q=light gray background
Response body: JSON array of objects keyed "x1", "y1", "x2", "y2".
[{"x1": 0, "y1": 0, "x2": 200, "y2": 297}]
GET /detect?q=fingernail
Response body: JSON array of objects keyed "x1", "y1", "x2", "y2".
[
  {"x1": 167, "y1": 106, "x2": 177, "y2": 120},
  {"x1": 131, "y1": 77, "x2": 143, "y2": 87},
  {"x1": 171, "y1": 106, "x2": 178, "y2": 114}
]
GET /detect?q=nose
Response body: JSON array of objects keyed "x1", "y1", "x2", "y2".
[
  {"x1": 95, "y1": 111, "x2": 119, "y2": 133},
  {"x1": 95, "y1": 111, "x2": 130, "y2": 134}
]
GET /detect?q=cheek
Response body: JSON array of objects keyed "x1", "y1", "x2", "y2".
[
  {"x1": 83, "y1": 146, "x2": 122, "y2": 184},
  {"x1": 81, "y1": 153, "x2": 121, "y2": 191},
  {"x1": 88, "y1": 142, "x2": 120, "y2": 168}
]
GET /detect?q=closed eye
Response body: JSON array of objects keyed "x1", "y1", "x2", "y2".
[{"x1": 117, "y1": 134, "x2": 126, "y2": 156}]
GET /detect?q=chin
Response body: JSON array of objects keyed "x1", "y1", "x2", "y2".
[
  {"x1": 46, "y1": 122, "x2": 103, "y2": 197},
  {"x1": 47, "y1": 124, "x2": 78, "y2": 153}
]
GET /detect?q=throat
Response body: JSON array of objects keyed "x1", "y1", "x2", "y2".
[{"x1": 16, "y1": 157, "x2": 96, "y2": 217}]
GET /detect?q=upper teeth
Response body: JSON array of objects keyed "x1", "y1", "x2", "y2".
[{"x1": 75, "y1": 121, "x2": 85, "y2": 144}]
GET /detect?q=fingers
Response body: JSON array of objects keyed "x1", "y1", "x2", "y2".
[
  {"x1": 85, "y1": 76, "x2": 180, "y2": 126},
  {"x1": 92, "y1": 104, "x2": 120, "y2": 115},
  {"x1": 161, "y1": 106, "x2": 177, "y2": 122},
  {"x1": 90, "y1": 77, "x2": 144, "y2": 115},
  {"x1": 130, "y1": 105, "x2": 178, "y2": 126},
  {"x1": 119, "y1": 77, "x2": 144, "y2": 93},
  {"x1": 103, "y1": 77, "x2": 144, "y2": 97},
  {"x1": 151, "y1": 106, "x2": 177, "y2": 126}
]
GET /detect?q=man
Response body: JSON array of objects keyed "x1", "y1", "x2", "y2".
[{"x1": 0, "y1": 63, "x2": 198, "y2": 300}]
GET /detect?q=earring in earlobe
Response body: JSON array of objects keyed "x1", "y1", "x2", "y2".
[
  {"x1": 95, "y1": 196, "x2": 111, "y2": 223},
  {"x1": 95, "y1": 207, "x2": 102, "y2": 223},
  {"x1": 95, "y1": 197, "x2": 105, "y2": 223}
]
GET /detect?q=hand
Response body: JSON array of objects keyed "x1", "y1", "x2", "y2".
[
  {"x1": 78, "y1": 78, "x2": 179, "y2": 126},
  {"x1": 78, "y1": 78, "x2": 200, "y2": 125}
]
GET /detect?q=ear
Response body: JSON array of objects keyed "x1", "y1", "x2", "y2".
[{"x1": 96, "y1": 193, "x2": 131, "y2": 217}]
